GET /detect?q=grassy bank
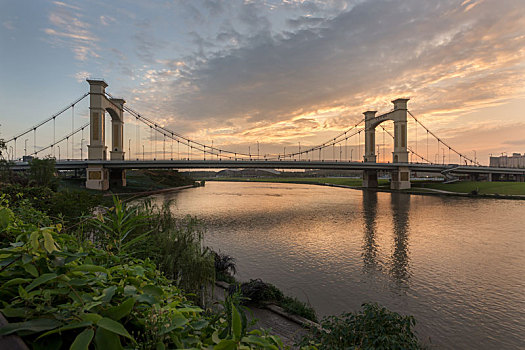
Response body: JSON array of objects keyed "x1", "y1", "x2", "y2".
[
  {"x1": 210, "y1": 177, "x2": 390, "y2": 187},
  {"x1": 211, "y1": 177, "x2": 525, "y2": 196},
  {"x1": 411, "y1": 181, "x2": 525, "y2": 195}
]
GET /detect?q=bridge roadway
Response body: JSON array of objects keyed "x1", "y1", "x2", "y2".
[{"x1": 10, "y1": 159, "x2": 525, "y2": 176}]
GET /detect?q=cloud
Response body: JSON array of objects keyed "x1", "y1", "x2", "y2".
[
  {"x1": 44, "y1": 3, "x2": 99, "y2": 61},
  {"x1": 125, "y1": 0, "x2": 524, "y2": 155},
  {"x1": 73, "y1": 71, "x2": 91, "y2": 82},
  {"x1": 3, "y1": 21, "x2": 15, "y2": 31},
  {"x1": 100, "y1": 15, "x2": 116, "y2": 26}
]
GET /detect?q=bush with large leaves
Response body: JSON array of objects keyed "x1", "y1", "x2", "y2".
[{"x1": 0, "y1": 199, "x2": 283, "y2": 349}]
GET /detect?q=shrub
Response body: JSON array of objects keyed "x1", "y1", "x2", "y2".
[
  {"x1": 229, "y1": 279, "x2": 318, "y2": 322},
  {"x1": 301, "y1": 302, "x2": 423, "y2": 349},
  {"x1": 0, "y1": 198, "x2": 283, "y2": 349},
  {"x1": 214, "y1": 251, "x2": 237, "y2": 283}
]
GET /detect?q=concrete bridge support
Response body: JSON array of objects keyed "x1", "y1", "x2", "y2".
[
  {"x1": 363, "y1": 111, "x2": 378, "y2": 188},
  {"x1": 86, "y1": 79, "x2": 127, "y2": 190},
  {"x1": 362, "y1": 99, "x2": 411, "y2": 190}
]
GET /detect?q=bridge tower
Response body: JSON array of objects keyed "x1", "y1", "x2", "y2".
[
  {"x1": 363, "y1": 98, "x2": 411, "y2": 190},
  {"x1": 85, "y1": 79, "x2": 127, "y2": 190}
]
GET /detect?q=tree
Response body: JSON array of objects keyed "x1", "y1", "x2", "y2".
[{"x1": 29, "y1": 157, "x2": 57, "y2": 189}]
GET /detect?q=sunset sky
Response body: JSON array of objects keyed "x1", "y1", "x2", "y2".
[{"x1": 1, "y1": 0, "x2": 524, "y2": 164}]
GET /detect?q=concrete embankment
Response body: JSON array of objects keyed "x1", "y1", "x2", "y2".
[{"x1": 212, "y1": 281, "x2": 317, "y2": 348}]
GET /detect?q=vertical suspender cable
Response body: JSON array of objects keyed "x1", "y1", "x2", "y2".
[
  {"x1": 53, "y1": 117, "x2": 56, "y2": 158},
  {"x1": 71, "y1": 104, "x2": 74, "y2": 159}
]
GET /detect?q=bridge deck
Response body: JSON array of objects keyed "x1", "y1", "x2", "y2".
[{"x1": 10, "y1": 160, "x2": 525, "y2": 175}]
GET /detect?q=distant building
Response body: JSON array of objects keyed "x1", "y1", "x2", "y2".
[{"x1": 490, "y1": 153, "x2": 525, "y2": 168}]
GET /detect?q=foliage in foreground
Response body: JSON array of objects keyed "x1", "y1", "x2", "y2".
[
  {"x1": 0, "y1": 197, "x2": 283, "y2": 349},
  {"x1": 300, "y1": 303, "x2": 423, "y2": 350}
]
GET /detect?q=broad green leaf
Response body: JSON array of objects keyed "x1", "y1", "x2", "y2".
[
  {"x1": 71, "y1": 264, "x2": 108, "y2": 274},
  {"x1": 23, "y1": 263, "x2": 39, "y2": 277},
  {"x1": 26, "y1": 273, "x2": 58, "y2": 292},
  {"x1": 3, "y1": 278, "x2": 31, "y2": 287},
  {"x1": 94, "y1": 286, "x2": 116, "y2": 303},
  {"x1": 18, "y1": 285, "x2": 28, "y2": 299},
  {"x1": 212, "y1": 330, "x2": 221, "y2": 344},
  {"x1": 241, "y1": 335, "x2": 277, "y2": 349},
  {"x1": 104, "y1": 298, "x2": 135, "y2": 321},
  {"x1": 37, "y1": 321, "x2": 92, "y2": 340},
  {"x1": 29, "y1": 231, "x2": 39, "y2": 250},
  {"x1": 0, "y1": 307, "x2": 30, "y2": 318},
  {"x1": 0, "y1": 318, "x2": 61, "y2": 336},
  {"x1": 136, "y1": 293, "x2": 157, "y2": 305},
  {"x1": 42, "y1": 229, "x2": 57, "y2": 253},
  {"x1": 159, "y1": 315, "x2": 188, "y2": 335},
  {"x1": 80, "y1": 313, "x2": 102, "y2": 324},
  {"x1": 70, "y1": 328, "x2": 94, "y2": 350},
  {"x1": 142, "y1": 285, "x2": 163, "y2": 297},
  {"x1": 94, "y1": 327, "x2": 123, "y2": 350},
  {"x1": 232, "y1": 305, "x2": 242, "y2": 341},
  {"x1": 0, "y1": 207, "x2": 14, "y2": 229},
  {"x1": 213, "y1": 339, "x2": 237, "y2": 350},
  {"x1": 97, "y1": 317, "x2": 134, "y2": 341},
  {"x1": 21, "y1": 254, "x2": 32, "y2": 264}
]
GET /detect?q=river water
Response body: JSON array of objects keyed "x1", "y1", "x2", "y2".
[{"x1": 150, "y1": 181, "x2": 525, "y2": 349}]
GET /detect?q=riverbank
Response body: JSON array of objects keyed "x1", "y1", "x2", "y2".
[{"x1": 207, "y1": 177, "x2": 525, "y2": 199}]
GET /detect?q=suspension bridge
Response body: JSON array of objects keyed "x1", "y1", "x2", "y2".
[{"x1": 4, "y1": 79, "x2": 525, "y2": 190}]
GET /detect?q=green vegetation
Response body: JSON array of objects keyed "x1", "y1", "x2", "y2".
[
  {"x1": 0, "y1": 196, "x2": 283, "y2": 349},
  {"x1": 228, "y1": 279, "x2": 318, "y2": 323},
  {"x1": 412, "y1": 181, "x2": 525, "y2": 195},
  {"x1": 300, "y1": 303, "x2": 423, "y2": 349},
  {"x1": 123, "y1": 169, "x2": 196, "y2": 192},
  {"x1": 212, "y1": 177, "x2": 390, "y2": 187}
]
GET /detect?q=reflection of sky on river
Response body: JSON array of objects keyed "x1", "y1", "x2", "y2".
[{"x1": 150, "y1": 182, "x2": 525, "y2": 349}]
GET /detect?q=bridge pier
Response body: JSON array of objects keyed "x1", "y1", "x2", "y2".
[
  {"x1": 390, "y1": 166, "x2": 411, "y2": 190},
  {"x1": 86, "y1": 165, "x2": 109, "y2": 190},
  {"x1": 363, "y1": 170, "x2": 378, "y2": 188},
  {"x1": 85, "y1": 79, "x2": 127, "y2": 190}
]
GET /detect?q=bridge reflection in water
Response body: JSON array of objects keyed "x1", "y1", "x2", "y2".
[{"x1": 362, "y1": 191, "x2": 411, "y2": 287}]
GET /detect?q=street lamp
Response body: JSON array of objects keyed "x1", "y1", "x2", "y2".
[
  {"x1": 24, "y1": 139, "x2": 28, "y2": 156},
  {"x1": 473, "y1": 150, "x2": 477, "y2": 164},
  {"x1": 128, "y1": 139, "x2": 131, "y2": 161},
  {"x1": 81, "y1": 139, "x2": 85, "y2": 160},
  {"x1": 350, "y1": 148, "x2": 353, "y2": 161},
  {"x1": 57, "y1": 145, "x2": 61, "y2": 161},
  {"x1": 142, "y1": 145, "x2": 145, "y2": 161}
]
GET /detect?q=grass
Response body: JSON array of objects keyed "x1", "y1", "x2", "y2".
[
  {"x1": 212, "y1": 177, "x2": 525, "y2": 196},
  {"x1": 211, "y1": 177, "x2": 390, "y2": 187},
  {"x1": 412, "y1": 181, "x2": 525, "y2": 195}
]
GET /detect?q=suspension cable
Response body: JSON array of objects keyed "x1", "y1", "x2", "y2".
[
  {"x1": 408, "y1": 110, "x2": 479, "y2": 165},
  {"x1": 5, "y1": 93, "x2": 89, "y2": 143}
]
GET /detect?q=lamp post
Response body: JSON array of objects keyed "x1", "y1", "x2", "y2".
[
  {"x1": 473, "y1": 150, "x2": 477, "y2": 164},
  {"x1": 81, "y1": 139, "x2": 85, "y2": 160},
  {"x1": 142, "y1": 145, "x2": 145, "y2": 161},
  {"x1": 24, "y1": 139, "x2": 28, "y2": 156},
  {"x1": 128, "y1": 139, "x2": 131, "y2": 161},
  {"x1": 57, "y1": 145, "x2": 61, "y2": 161},
  {"x1": 350, "y1": 148, "x2": 353, "y2": 161}
]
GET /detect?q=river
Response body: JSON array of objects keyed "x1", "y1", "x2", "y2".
[{"x1": 149, "y1": 181, "x2": 525, "y2": 349}]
